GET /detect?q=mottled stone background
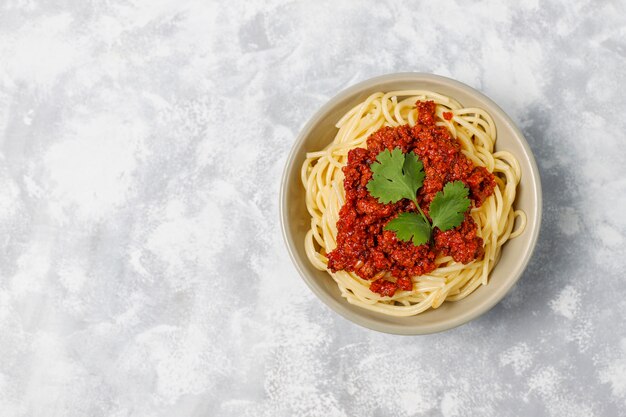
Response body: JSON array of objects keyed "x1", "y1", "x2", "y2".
[{"x1": 1, "y1": 0, "x2": 625, "y2": 416}]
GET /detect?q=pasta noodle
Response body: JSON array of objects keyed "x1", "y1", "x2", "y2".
[{"x1": 301, "y1": 91, "x2": 526, "y2": 317}]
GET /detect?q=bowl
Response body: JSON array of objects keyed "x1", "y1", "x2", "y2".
[{"x1": 280, "y1": 73, "x2": 542, "y2": 335}]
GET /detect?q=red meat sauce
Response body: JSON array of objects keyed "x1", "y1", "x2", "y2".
[{"x1": 326, "y1": 101, "x2": 496, "y2": 297}]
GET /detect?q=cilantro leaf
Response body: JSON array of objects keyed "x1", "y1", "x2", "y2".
[
  {"x1": 384, "y1": 212, "x2": 431, "y2": 246},
  {"x1": 366, "y1": 148, "x2": 424, "y2": 205},
  {"x1": 429, "y1": 181, "x2": 471, "y2": 231}
]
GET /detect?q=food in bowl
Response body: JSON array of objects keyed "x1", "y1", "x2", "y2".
[{"x1": 301, "y1": 90, "x2": 526, "y2": 317}]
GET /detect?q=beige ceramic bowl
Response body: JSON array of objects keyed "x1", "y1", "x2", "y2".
[{"x1": 280, "y1": 73, "x2": 541, "y2": 335}]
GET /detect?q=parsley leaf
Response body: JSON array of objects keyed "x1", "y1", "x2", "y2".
[
  {"x1": 366, "y1": 148, "x2": 424, "y2": 205},
  {"x1": 429, "y1": 181, "x2": 471, "y2": 231},
  {"x1": 384, "y1": 212, "x2": 431, "y2": 246}
]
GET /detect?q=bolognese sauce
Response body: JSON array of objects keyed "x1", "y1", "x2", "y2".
[{"x1": 327, "y1": 101, "x2": 496, "y2": 297}]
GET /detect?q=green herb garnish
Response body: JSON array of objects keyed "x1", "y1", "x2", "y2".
[
  {"x1": 429, "y1": 181, "x2": 471, "y2": 231},
  {"x1": 384, "y1": 212, "x2": 432, "y2": 246},
  {"x1": 366, "y1": 148, "x2": 471, "y2": 246},
  {"x1": 366, "y1": 148, "x2": 425, "y2": 205}
]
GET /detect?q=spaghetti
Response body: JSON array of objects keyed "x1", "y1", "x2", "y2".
[{"x1": 301, "y1": 91, "x2": 526, "y2": 317}]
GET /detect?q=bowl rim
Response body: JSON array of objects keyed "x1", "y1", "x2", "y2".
[{"x1": 280, "y1": 72, "x2": 542, "y2": 335}]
